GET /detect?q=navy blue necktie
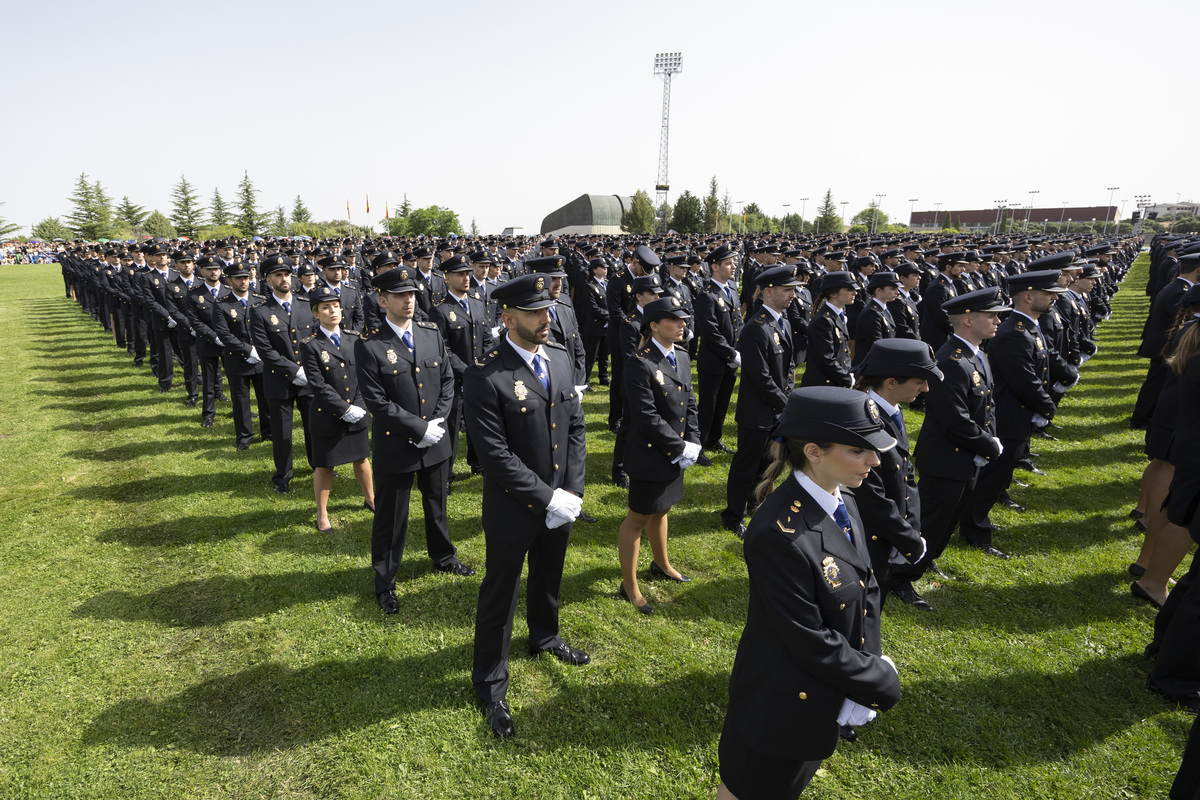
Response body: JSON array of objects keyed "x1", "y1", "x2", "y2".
[
  {"x1": 833, "y1": 500, "x2": 854, "y2": 545},
  {"x1": 239, "y1": 297, "x2": 247, "y2": 309},
  {"x1": 460, "y1": 298, "x2": 471, "y2": 318},
  {"x1": 282, "y1": 301, "x2": 291, "y2": 314},
  {"x1": 666, "y1": 351, "x2": 677, "y2": 370},
  {"x1": 890, "y1": 410, "x2": 905, "y2": 437},
  {"x1": 401, "y1": 330, "x2": 413, "y2": 353},
  {"x1": 549, "y1": 305, "x2": 558, "y2": 323},
  {"x1": 330, "y1": 332, "x2": 341, "y2": 349},
  {"x1": 532, "y1": 354, "x2": 550, "y2": 392}
]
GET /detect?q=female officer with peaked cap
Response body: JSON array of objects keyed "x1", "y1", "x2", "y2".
[{"x1": 717, "y1": 387, "x2": 902, "y2": 800}]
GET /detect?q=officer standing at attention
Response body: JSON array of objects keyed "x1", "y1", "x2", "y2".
[
  {"x1": 960, "y1": 272, "x2": 1074, "y2": 559},
  {"x1": 185, "y1": 255, "x2": 230, "y2": 427},
  {"x1": 800, "y1": 270, "x2": 856, "y2": 388},
  {"x1": 720, "y1": 266, "x2": 799, "y2": 538},
  {"x1": 694, "y1": 244, "x2": 744, "y2": 457},
  {"x1": 852, "y1": 271, "x2": 900, "y2": 366},
  {"x1": 716, "y1": 387, "x2": 902, "y2": 800},
  {"x1": 465, "y1": 274, "x2": 589, "y2": 739},
  {"x1": 250, "y1": 254, "x2": 316, "y2": 493},
  {"x1": 920, "y1": 252, "x2": 965, "y2": 352},
  {"x1": 213, "y1": 261, "x2": 272, "y2": 450},
  {"x1": 356, "y1": 268, "x2": 474, "y2": 616}
]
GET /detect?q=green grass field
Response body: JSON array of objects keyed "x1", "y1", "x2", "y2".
[{"x1": 0, "y1": 255, "x2": 1192, "y2": 799}]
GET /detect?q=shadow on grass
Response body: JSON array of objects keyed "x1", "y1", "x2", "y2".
[
  {"x1": 73, "y1": 566, "x2": 364, "y2": 628},
  {"x1": 75, "y1": 472, "x2": 271, "y2": 507}
]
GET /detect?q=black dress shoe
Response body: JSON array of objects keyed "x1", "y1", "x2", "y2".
[
  {"x1": 696, "y1": 452, "x2": 713, "y2": 467},
  {"x1": 1134, "y1": 519, "x2": 1148, "y2": 533},
  {"x1": 650, "y1": 561, "x2": 690, "y2": 582},
  {"x1": 998, "y1": 497, "x2": 1025, "y2": 513},
  {"x1": 1128, "y1": 562, "x2": 1147, "y2": 578},
  {"x1": 274, "y1": 484, "x2": 290, "y2": 494},
  {"x1": 236, "y1": 442, "x2": 250, "y2": 451},
  {"x1": 201, "y1": 419, "x2": 214, "y2": 428},
  {"x1": 711, "y1": 440, "x2": 735, "y2": 454},
  {"x1": 434, "y1": 558, "x2": 476, "y2": 577},
  {"x1": 363, "y1": 500, "x2": 375, "y2": 512},
  {"x1": 1010, "y1": 478, "x2": 1030, "y2": 489},
  {"x1": 1033, "y1": 428, "x2": 1057, "y2": 441},
  {"x1": 185, "y1": 397, "x2": 198, "y2": 408},
  {"x1": 618, "y1": 583, "x2": 655, "y2": 614},
  {"x1": 975, "y1": 544, "x2": 1010, "y2": 560},
  {"x1": 217, "y1": 392, "x2": 230, "y2": 401},
  {"x1": 1131, "y1": 581, "x2": 1163, "y2": 609},
  {"x1": 471, "y1": 465, "x2": 485, "y2": 475},
  {"x1": 315, "y1": 521, "x2": 333, "y2": 534},
  {"x1": 530, "y1": 641, "x2": 591, "y2": 665},
  {"x1": 928, "y1": 561, "x2": 956, "y2": 581},
  {"x1": 578, "y1": 511, "x2": 597, "y2": 523},
  {"x1": 891, "y1": 582, "x2": 932, "y2": 610},
  {"x1": 611, "y1": 472, "x2": 629, "y2": 490},
  {"x1": 721, "y1": 515, "x2": 747, "y2": 540},
  {"x1": 483, "y1": 701, "x2": 515, "y2": 738},
  {"x1": 1128, "y1": 509, "x2": 1145, "y2": 520},
  {"x1": 158, "y1": 386, "x2": 172, "y2": 393},
  {"x1": 839, "y1": 724, "x2": 858, "y2": 743},
  {"x1": 378, "y1": 590, "x2": 399, "y2": 615},
  {"x1": 599, "y1": 378, "x2": 610, "y2": 386},
  {"x1": 1016, "y1": 460, "x2": 1045, "y2": 476}
]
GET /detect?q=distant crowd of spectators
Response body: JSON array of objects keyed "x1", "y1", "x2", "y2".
[{"x1": 1, "y1": 242, "x2": 64, "y2": 265}]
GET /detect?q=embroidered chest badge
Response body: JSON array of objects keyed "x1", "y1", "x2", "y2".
[
  {"x1": 822, "y1": 556, "x2": 842, "y2": 589},
  {"x1": 386, "y1": 348, "x2": 398, "y2": 364},
  {"x1": 655, "y1": 369, "x2": 665, "y2": 385},
  {"x1": 270, "y1": 314, "x2": 279, "y2": 326},
  {"x1": 449, "y1": 310, "x2": 457, "y2": 322},
  {"x1": 320, "y1": 350, "x2": 330, "y2": 363},
  {"x1": 972, "y1": 371, "x2": 982, "y2": 386},
  {"x1": 514, "y1": 380, "x2": 528, "y2": 401}
]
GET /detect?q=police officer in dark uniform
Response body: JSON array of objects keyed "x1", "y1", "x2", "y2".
[
  {"x1": 890, "y1": 263, "x2": 922, "y2": 340},
  {"x1": 166, "y1": 250, "x2": 201, "y2": 407},
  {"x1": 356, "y1": 267, "x2": 474, "y2": 616},
  {"x1": 465, "y1": 274, "x2": 589, "y2": 740},
  {"x1": 720, "y1": 266, "x2": 799, "y2": 538},
  {"x1": 213, "y1": 261, "x2": 272, "y2": 450},
  {"x1": 606, "y1": 245, "x2": 658, "y2": 431},
  {"x1": 318, "y1": 255, "x2": 364, "y2": 332},
  {"x1": 577, "y1": 258, "x2": 611, "y2": 386},
  {"x1": 800, "y1": 270, "x2": 856, "y2": 388},
  {"x1": 694, "y1": 244, "x2": 744, "y2": 455},
  {"x1": 920, "y1": 252, "x2": 965, "y2": 351},
  {"x1": 852, "y1": 271, "x2": 900, "y2": 367},
  {"x1": 250, "y1": 253, "x2": 316, "y2": 493},
  {"x1": 185, "y1": 255, "x2": 230, "y2": 427},
  {"x1": 611, "y1": 274, "x2": 665, "y2": 488}
]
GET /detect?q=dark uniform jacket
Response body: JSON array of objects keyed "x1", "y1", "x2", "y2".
[
  {"x1": 694, "y1": 279, "x2": 744, "y2": 374},
  {"x1": 920, "y1": 273, "x2": 957, "y2": 351},
  {"x1": 913, "y1": 336, "x2": 1001, "y2": 480},
  {"x1": 852, "y1": 299, "x2": 896, "y2": 366},
  {"x1": 735, "y1": 308, "x2": 793, "y2": 429},
  {"x1": 856, "y1": 403, "x2": 924, "y2": 566},
  {"x1": 355, "y1": 320, "x2": 455, "y2": 472},
  {"x1": 301, "y1": 329, "x2": 371, "y2": 438},
  {"x1": 463, "y1": 340, "x2": 586, "y2": 542},
  {"x1": 726, "y1": 479, "x2": 901, "y2": 761},
  {"x1": 888, "y1": 291, "x2": 920, "y2": 340},
  {"x1": 139, "y1": 268, "x2": 182, "y2": 331},
  {"x1": 990, "y1": 312, "x2": 1065, "y2": 438},
  {"x1": 322, "y1": 281, "x2": 364, "y2": 333},
  {"x1": 800, "y1": 304, "x2": 853, "y2": 387},
  {"x1": 432, "y1": 293, "x2": 494, "y2": 385},
  {"x1": 622, "y1": 341, "x2": 700, "y2": 482},
  {"x1": 250, "y1": 294, "x2": 316, "y2": 399},
  {"x1": 186, "y1": 283, "x2": 231, "y2": 359},
  {"x1": 576, "y1": 277, "x2": 610, "y2": 337},
  {"x1": 547, "y1": 299, "x2": 587, "y2": 386},
  {"x1": 412, "y1": 269, "x2": 447, "y2": 321},
  {"x1": 213, "y1": 294, "x2": 266, "y2": 377}
]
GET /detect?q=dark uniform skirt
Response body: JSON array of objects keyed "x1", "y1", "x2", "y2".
[
  {"x1": 627, "y1": 473, "x2": 684, "y2": 515},
  {"x1": 718, "y1": 714, "x2": 821, "y2": 800},
  {"x1": 311, "y1": 428, "x2": 369, "y2": 468}
]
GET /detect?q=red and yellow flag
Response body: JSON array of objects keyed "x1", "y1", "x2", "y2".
[
  {"x1": 346, "y1": 200, "x2": 351, "y2": 221},
  {"x1": 366, "y1": 195, "x2": 370, "y2": 215},
  {"x1": 385, "y1": 201, "x2": 390, "y2": 220}
]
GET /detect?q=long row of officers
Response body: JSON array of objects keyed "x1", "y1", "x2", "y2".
[{"x1": 57, "y1": 228, "x2": 1198, "y2": 800}]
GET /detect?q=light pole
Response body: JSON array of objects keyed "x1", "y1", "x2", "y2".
[
  {"x1": 1134, "y1": 195, "x2": 1151, "y2": 236},
  {"x1": 932, "y1": 202, "x2": 942, "y2": 229},
  {"x1": 1119, "y1": 199, "x2": 1128, "y2": 231},
  {"x1": 1103, "y1": 186, "x2": 1119, "y2": 235},
  {"x1": 1023, "y1": 190, "x2": 1039, "y2": 233},
  {"x1": 993, "y1": 199, "x2": 1008, "y2": 235},
  {"x1": 908, "y1": 198, "x2": 919, "y2": 229},
  {"x1": 798, "y1": 197, "x2": 809, "y2": 233},
  {"x1": 737, "y1": 201, "x2": 744, "y2": 236},
  {"x1": 1059, "y1": 201, "x2": 1068, "y2": 232},
  {"x1": 1065, "y1": 218, "x2": 1071, "y2": 234},
  {"x1": 782, "y1": 204, "x2": 790, "y2": 235},
  {"x1": 839, "y1": 202, "x2": 849, "y2": 231},
  {"x1": 872, "y1": 194, "x2": 886, "y2": 234}
]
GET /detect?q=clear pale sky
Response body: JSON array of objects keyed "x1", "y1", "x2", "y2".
[{"x1": 5, "y1": 0, "x2": 1197, "y2": 236}]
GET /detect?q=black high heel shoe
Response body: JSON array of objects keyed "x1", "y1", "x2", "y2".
[
  {"x1": 618, "y1": 583, "x2": 655, "y2": 614},
  {"x1": 649, "y1": 561, "x2": 691, "y2": 583},
  {"x1": 1131, "y1": 581, "x2": 1163, "y2": 609}
]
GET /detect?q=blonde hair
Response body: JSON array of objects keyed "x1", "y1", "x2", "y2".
[
  {"x1": 753, "y1": 438, "x2": 833, "y2": 505},
  {"x1": 1167, "y1": 315, "x2": 1200, "y2": 377}
]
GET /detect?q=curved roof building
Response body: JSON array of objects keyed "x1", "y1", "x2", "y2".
[{"x1": 540, "y1": 194, "x2": 633, "y2": 236}]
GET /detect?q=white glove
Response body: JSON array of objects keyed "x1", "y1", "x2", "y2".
[
  {"x1": 545, "y1": 509, "x2": 573, "y2": 529},
  {"x1": 993, "y1": 436, "x2": 1004, "y2": 455},
  {"x1": 246, "y1": 346, "x2": 261, "y2": 365},
  {"x1": 167, "y1": 317, "x2": 177, "y2": 329},
  {"x1": 188, "y1": 328, "x2": 195, "y2": 337},
  {"x1": 888, "y1": 537, "x2": 927, "y2": 565},
  {"x1": 880, "y1": 654, "x2": 897, "y2": 674},
  {"x1": 291, "y1": 370, "x2": 308, "y2": 386},
  {"x1": 1079, "y1": 353, "x2": 1091, "y2": 365},
  {"x1": 1032, "y1": 413, "x2": 1049, "y2": 427},
  {"x1": 491, "y1": 325, "x2": 504, "y2": 339},
  {"x1": 546, "y1": 488, "x2": 583, "y2": 519},
  {"x1": 340, "y1": 404, "x2": 367, "y2": 424},
  {"x1": 973, "y1": 454, "x2": 989, "y2": 467},
  {"x1": 575, "y1": 384, "x2": 589, "y2": 395},
  {"x1": 213, "y1": 337, "x2": 223, "y2": 347},
  {"x1": 672, "y1": 441, "x2": 701, "y2": 467},
  {"x1": 1052, "y1": 382, "x2": 1068, "y2": 393},
  {"x1": 733, "y1": 352, "x2": 742, "y2": 367},
  {"x1": 836, "y1": 698, "x2": 878, "y2": 727},
  {"x1": 418, "y1": 417, "x2": 445, "y2": 447}
]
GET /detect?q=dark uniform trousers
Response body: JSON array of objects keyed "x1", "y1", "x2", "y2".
[
  {"x1": 465, "y1": 340, "x2": 586, "y2": 704},
  {"x1": 694, "y1": 281, "x2": 743, "y2": 447},
  {"x1": 725, "y1": 309, "x2": 791, "y2": 522},
  {"x1": 899, "y1": 337, "x2": 999, "y2": 580},
  {"x1": 214, "y1": 295, "x2": 272, "y2": 446},
  {"x1": 251, "y1": 296, "x2": 316, "y2": 488},
  {"x1": 356, "y1": 321, "x2": 459, "y2": 593}
]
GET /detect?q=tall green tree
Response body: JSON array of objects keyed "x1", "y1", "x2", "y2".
[
  {"x1": 620, "y1": 190, "x2": 656, "y2": 234},
  {"x1": 209, "y1": 188, "x2": 231, "y2": 227},
  {"x1": 290, "y1": 195, "x2": 312, "y2": 224},
  {"x1": 470, "y1": 218, "x2": 479, "y2": 236},
  {"x1": 65, "y1": 173, "x2": 117, "y2": 240},
  {"x1": 267, "y1": 205, "x2": 289, "y2": 236},
  {"x1": 170, "y1": 175, "x2": 205, "y2": 239},
  {"x1": 672, "y1": 190, "x2": 704, "y2": 234},
  {"x1": 703, "y1": 176, "x2": 720, "y2": 233},
  {"x1": 143, "y1": 210, "x2": 177, "y2": 239},
  {"x1": 851, "y1": 203, "x2": 887, "y2": 231},
  {"x1": 235, "y1": 171, "x2": 264, "y2": 237},
  {"x1": 114, "y1": 196, "x2": 147, "y2": 232},
  {"x1": 655, "y1": 201, "x2": 672, "y2": 234},
  {"x1": 31, "y1": 216, "x2": 71, "y2": 241},
  {"x1": 814, "y1": 188, "x2": 843, "y2": 234},
  {"x1": 0, "y1": 203, "x2": 22, "y2": 239},
  {"x1": 404, "y1": 205, "x2": 462, "y2": 237}
]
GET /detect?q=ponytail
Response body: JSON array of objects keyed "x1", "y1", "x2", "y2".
[{"x1": 752, "y1": 438, "x2": 833, "y2": 506}]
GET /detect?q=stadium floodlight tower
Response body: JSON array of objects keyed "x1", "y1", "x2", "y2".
[{"x1": 653, "y1": 51, "x2": 682, "y2": 233}]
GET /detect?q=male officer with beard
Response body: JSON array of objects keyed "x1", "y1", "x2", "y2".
[
  {"x1": 186, "y1": 255, "x2": 231, "y2": 427},
  {"x1": 213, "y1": 261, "x2": 272, "y2": 450},
  {"x1": 465, "y1": 274, "x2": 588, "y2": 740}
]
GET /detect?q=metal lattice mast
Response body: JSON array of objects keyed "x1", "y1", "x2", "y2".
[{"x1": 653, "y1": 52, "x2": 682, "y2": 233}]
